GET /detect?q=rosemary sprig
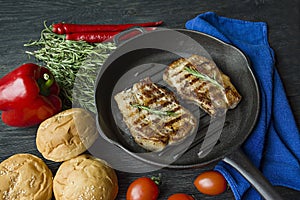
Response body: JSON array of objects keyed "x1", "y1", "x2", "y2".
[
  {"x1": 184, "y1": 66, "x2": 224, "y2": 89},
  {"x1": 131, "y1": 104, "x2": 177, "y2": 117},
  {"x1": 24, "y1": 21, "x2": 116, "y2": 113}
]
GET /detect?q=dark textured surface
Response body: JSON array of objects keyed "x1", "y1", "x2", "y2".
[{"x1": 0, "y1": 0, "x2": 299, "y2": 199}]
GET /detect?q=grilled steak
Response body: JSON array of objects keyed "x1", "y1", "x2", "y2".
[
  {"x1": 163, "y1": 54, "x2": 241, "y2": 116},
  {"x1": 114, "y1": 77, "x2": 197, "y2": 152}
]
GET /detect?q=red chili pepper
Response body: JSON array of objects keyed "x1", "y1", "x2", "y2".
[
  {"x1": 65, "y1": 27, "x2": 157, "y2": 43},
  {"x1": 52, "y1": 20, "x2": 163, "y2": 34},
  {"x1": 0, "y1": 63, "x2": 62, "y2": 127}
]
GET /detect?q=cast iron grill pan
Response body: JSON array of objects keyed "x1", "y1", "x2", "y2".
[{"x1": 95, "y1": 41, "x2": 256, "y2": 167}]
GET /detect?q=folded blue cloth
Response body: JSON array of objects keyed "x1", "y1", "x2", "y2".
[{"x1": 185, "y1": 12, "x2": 300, "y2": 200}]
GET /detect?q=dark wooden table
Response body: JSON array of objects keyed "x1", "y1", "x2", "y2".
[{"x1": 0, "y1": 0, "x2": 299, "y2": 199}]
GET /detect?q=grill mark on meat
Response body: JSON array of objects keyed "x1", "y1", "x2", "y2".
[
  {"x1": 158, "y1": 100, "x2": 172, "y2": 109},
  {"x1": 172, "y1": 106, "x2": 181, "y2": 112},
  {"x1": 139, "y1": 82, "x2": 168, "y2": 107},
  {"x1": 144, "y1": 92, "x2": 164, "y2": 106},
  {"x1": 133, "y1": 113, "x2": 145, "y2": 125},
  {"x1": 189, "y1": 76, "x2": 199, "y2": 85},
  {"x1": 184, "y1": 73, "x2": 193, "y2": 79},
  {"x1": 164, "y1": 117, "x2": 181, "y2": 129}
]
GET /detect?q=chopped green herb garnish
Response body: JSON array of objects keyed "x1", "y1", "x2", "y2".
[{"x1": 131, "y1": 104, "x2": 177, "y2": 116}]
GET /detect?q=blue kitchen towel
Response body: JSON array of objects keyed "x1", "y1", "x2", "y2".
[{"x1": 186, "y1": 12, "x2": 300, "y2": 200}]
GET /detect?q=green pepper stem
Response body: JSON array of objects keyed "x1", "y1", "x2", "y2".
[
  {"x1": 38, "y1": 73, "x2": 54, "y2": 96},
  {"x1": 43, "y1": 73, "x2": 54, "y2": 88}
]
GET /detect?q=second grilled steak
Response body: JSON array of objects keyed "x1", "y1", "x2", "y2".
[
  {"x1": 163, "y1": 54, "x2": 242, "y2": 116},
  {"x1": 114, "y1": 77, "x2": 197, "y2": 152}
]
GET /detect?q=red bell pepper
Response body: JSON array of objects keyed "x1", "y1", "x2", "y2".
[{"x1": 0, "y1": 63, "x2": 62, "y2": 127}]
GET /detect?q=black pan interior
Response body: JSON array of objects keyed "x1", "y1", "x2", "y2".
[{"x1": 95, "y1": 29, "x2": 260, "y2": 168}]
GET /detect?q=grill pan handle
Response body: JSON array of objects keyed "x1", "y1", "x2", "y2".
[
  {"x1": 113, "y1": 27, "x2": 159, "y2": 46},
  {"x1": 223, "y1": 148, "x2": 284, "y2": 200}
]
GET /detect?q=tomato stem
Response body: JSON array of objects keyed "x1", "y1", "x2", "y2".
[{"x1": 151, "y1": 173, "x2": 162, "y2": 185}]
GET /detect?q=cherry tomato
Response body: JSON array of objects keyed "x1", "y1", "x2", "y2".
[
  {"x1": 168, "y1": 193, "x2": 194, "y2": 200},
  {"x1": 194, "y1": 170, "x2": 227, "y2": 196},
  {"x1": 126, "y1": 177, "x2": 159, "y2": 200}
]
